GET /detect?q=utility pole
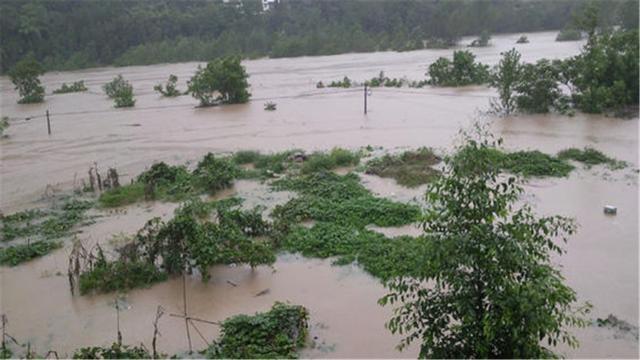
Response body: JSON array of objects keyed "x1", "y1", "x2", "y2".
[
  {"x1": 46, "y1": 110, "x2": 51, "y2": 135},
  {"x1": 364, "y1": 84, "x2": 368, "y2": 114}
]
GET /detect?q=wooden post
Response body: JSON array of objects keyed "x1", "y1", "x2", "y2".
[
  {"x1": 183, "y1": 274, "x2": 192, "y2": 354},
  {"x1": 46, "y1": 110, "x2": 51, "y2": 135},
  {"x1": 364, "y1": 84, "x2": 368, "y2": 114}
]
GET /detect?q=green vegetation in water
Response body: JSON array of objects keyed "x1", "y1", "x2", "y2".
[
  {"x1": 77, "y1": 197, "x2": 275, "y2": 294},
  {"x1": 365, "y1": 71, "x2": 428, "y2": 88},
  {"x1": 188, "y1": 56, "x2": 250, "y2": 106},
  {"x1": 301, "y1": 148, "x2": 360, "y2": 175},
  {"x1": 326, "y1": 76, "x2": 352, "y2": 88},
  {"x1": 0, "y1": 240, "x2": 62, "y2": 266},
  {"x1": 558, "y1": 147, "x2": 626, "y2": 168},
  {"x1": 52, "y1": 81, "x2": 87, "y2": 94},
  {"x1": 380, "y1": 133, "x2": 590, "y2": 358},
  {"x1": 272, "y1": 171, "x2": 420, "y2": 228},
  {"x1": 264, "y1": 101, "x2": 277, "y2": 111},
  {"x1": 204, "y1": 302, "x2": 309, "y2": 359},
  {"x1": 72, "y1": 343, "x2": 150, "y2": 359},
  {"x1": 469, "y1": 30, "x2": 491, "y2": 47},
  {"x1": 103, "y1": 75, "x2": 135, "y2": 107},
  {"x1": 99, "y1": 155, "x2": 236, "y2": 207},
  {"x1": 556, "y1": 27, "x2": 583, "y2": 41},
  {"x1": 453, "y1": 146, "x2": 575, "y2": 177},
  {"x1": 282, "y1": 222, "x2": 427, "y2": 281},
  {"x1": 516, "y1": 35, "x2": 529, "y2": 44},
  {"x1": 78, "y1": 247, "x2": 167, "y2": 295},
  {"x1": 153, "y1": 74, "x2": 181, "y2": 97},
  {"x1": 1, "y1": 198, "x2": 94, "y2": 242},
  {"x1": 365, "y1": 148, "x2": 441, "y2": 187},
  {"x1": 8, "y1": 55, "x2": 45, "y2": 104},
  {"x1": 0, "y1": 116, "x2": 8, "y2": 137},
  {"x1": 428, "y1": 50, "x2": 490, "y2": 86}
]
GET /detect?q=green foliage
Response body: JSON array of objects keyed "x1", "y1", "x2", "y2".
[
  {"x1": 428, "y1": 50, "x2": 490, "y2": 86},
  {"x1": 556, "y1": 27, "x2": 583, "y2": 41},
  {"x1": 72, "y1": 343, "x2": 151, "y2": 359},
  {"x1": 99, "y1": 157, "x2": 238, "y2": 207},
  {"x1": 153, "y1": 74, "x2": 181, "y2": 97},
  {"x1": 1, "y1": 199, "x2": 93, "y2": 242},
  {"x1": 380, "y1": 134, "x2": 591, "y2": 358},
  {"x1": 204, "y1": 302, "x2": 309, "y2": 359},
  {"x1": 79, "y1": 249, "x2": 167, "y2": 295},
  {"x1": 81, "y1": 198, "x2": 275, "y2": 293},
  {"x1": 515, "y1": 59, "x2": 569, "y2": 113},
  {"x1": 103, "y1": 75, "x2": 135, "y2": 108},
  {"x1": 272, "y1": 172, "x2": 420, "y2": 228},
  {"x1": 564, "y1": 28, "x2": 639, "y2": 114},
  {"x1": 516, "y1": 35, "x2": 529, "y2": 44},
  {"x1": 0, "y1": 241, "x2": 61, "y2": 266},
  {"x1": 365, "y1": 148, "x2": 441, "y2": 187},
  {"x1": 301, "y1": 148, "x2": 360, "y2": 174},
  {"x1": 327, "y1": 76, "x2": 352, "y2": 88},
  {"x1": 453, "y1": 145, "x2": 575, "y2": 178},
  {"x1": 8, "y1": 55, "x2": 45, "y2": 103},
  {"x1": 490, "y1": 48, "x2": 522, "y2": 114},
  {"x1": 469, "y1": 30, "x2": 491, "y2": 47},
  {"x1": 188, "y1": 56, "x2": 250, "y2": 106},
  {"x1": 0, "y1": 117, "x2": 9, "y2": 137},
  {"x1": 282, "y1": 222, "x2": 427, "y2": 280},
  {"x1": 558, "y1": 147, "x2": 626, "y2": 168},
  {"x1": 52, "y1": 81, "x2": 87, "y2": 94},
  {"x1": 98, "y1": 183, "x2": 145, "y2": 207},
  {"x1": 194, "y1": 153, "x2": 239, "y2": 194}
]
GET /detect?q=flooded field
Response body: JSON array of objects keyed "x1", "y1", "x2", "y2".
[{"x1": 1, "y1": 31, "x2": 638, "y2": 358}]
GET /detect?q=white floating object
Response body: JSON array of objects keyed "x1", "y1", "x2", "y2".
[{"x1": 604, "y1": 205, "x2": 617, "y2": 215}]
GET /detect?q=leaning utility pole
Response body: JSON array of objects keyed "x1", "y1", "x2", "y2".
[{"x1": 364, "y1": 84, "x2": 368, "y2": 114}]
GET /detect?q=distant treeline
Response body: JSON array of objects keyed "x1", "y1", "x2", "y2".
[{"x1": 1, "y1": 0, "x2": 637, "y2": 73}]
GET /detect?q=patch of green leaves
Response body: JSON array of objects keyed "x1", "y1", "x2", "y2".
[
  {"x1": 558, "y1": 147, "x2": 626, "y2": 169},
  {"x1": 72, "y1": 343, "x2": 150, "y2": 359},
  {"x1": 0, "y1": 241, "x2": 62, "y2": 266},
  {"x1": 53, "y1": 81, "x2": 88, "y2": 94},
  {"x1": 204, "y1": 302, "x2": 309, "y2": 359},
  {"x1": 301, "y1": 148, "x2": 360, "y2": 174},
  {"x1": 366, "y1": 148, "x2": 441, "y2": 187},
  {"x1": 1, "y1": 199, "x2": 93, "y2": 242}
]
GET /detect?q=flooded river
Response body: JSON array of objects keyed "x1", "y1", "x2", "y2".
[{"x1": 1, "y1": 31, "x2": 638, "y2": 357}]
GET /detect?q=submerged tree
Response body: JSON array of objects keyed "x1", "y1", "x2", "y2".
[
  {"x1": 380, "y1": 131, "x2": 590, "y2": 358},
  {"x1": 490, "y1": 48, "x2": 522, "y2": 114},
  {"x1": 153, "y1": 74, "x2": 181, "y2": 97},
  {"x1": 8, "y1": 56, "x2": 45, "y2": 104},
  {"x1": 187, "y1": 56, "x2": 251, "y2": 106},
  {"x1": 103, "y1": 75, "x2": 135, "y2": 108},
  {"x1": 427, "y1": 50, "x2": 490, "y2": 87}
]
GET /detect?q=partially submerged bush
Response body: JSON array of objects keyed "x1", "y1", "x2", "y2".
[
  {"x1": 8, "y1": 56, "x2": 45, "y2": 104},
  {"x1": 556, "y1": 27, "x2": 583, "y2": 41},
  {"x1": 53, "y1": 81, "x2": 88, "y2": 94},
  {"x1": 0, "y1": 241, "x2": 62, "y2": 266},
  {"x1": 366, "y1": 148, "x2": 441, "y2": 187},
  {"x1": 428, "y1": 50, "x2": 490, "y2": 86},
  {"x1": 194, "y1": 153, "x2": 239, "y2": 194},
  {"x1": 469, "y1": 30, "x2": 491, "y2": 47},
  {"x1": 0, "y1": 116, "x2": 8, "y2": 137},
  {"x1": 153, "y1": 74, "x2": 181, "y2": 97},
  {"x1": 72, "y1": 343, "x2": 150, "y2": 359},
  {"x1": 264, "y1": 101, "x2": 277, "y2": 111},
  {"x1": 103, "y1": 75, "x2": 135, "y2": 107},
  {"x1": 516, "y1": 35, "x2": 529, "y2": 44},
  {"x1": 453, "y1": 145, "x2": 574, "y2": 177},
  {"x1": 301, "y1": 148, "x2": 360, "y2": 174},
  {"x1": 204, "y1": 302, "x2": 309, "y2": 359},
  {"x1": 558, "y1": 147, "x2": 626, "y2": 168},
  {"x1": 328, "y1": 76, "x2": 352, "y2": 88},
  {"x1": 1, "y1": 199, "x2": 93, "y2": 242}
]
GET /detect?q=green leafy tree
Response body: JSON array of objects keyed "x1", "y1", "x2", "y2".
[
  {"x1": 469, "y1": 30, "x2": 491, "y2": 47},
  {"x1": 427, "y1": 50, "x2": 489, "y2": 86},
  {"x1": 187, "y1": 56, "x2": 251, "y2": 106},
  {"x1": 8, "y1": 56, "x2": 45, "y2": 104},
  {"x1": 514, "y1": 59, "x2": 567, "y2": 113},
  {"x1": 490, "y1": 48, "x2": 522, "y2": 114},
  {"x1": 103, "y1": 75, "x2": 135, "y2": 108},
  {"x1": 153, "y1": 74, "x2": 181, "y2": 97},
  {"x1": 380, "y1": 132, "x2": 590, "y2": 358}
]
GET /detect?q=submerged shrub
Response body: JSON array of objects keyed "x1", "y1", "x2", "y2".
[
  {"x1": 53, "y1": 81, "x2": 88, "y2": 94},
  {"x1": 153, "y1": 74, "x2": 181, "y2": 97},
  {"x1": 301, "y1": 148, "x2": 360, "y2": 174},
  {"x1": 556, "y1": 27, "x2": 583, "y2": 41},
  {"x1": 73, "y1": 343, "x2": 150, "y2": 359},
  {"x1": 103, "y1": 75, "x2": 135, "y2": 107},
  {"x1": 558, "y1": 147, "x2": 626, "y2": 168},
  {"x1": 0, "y1": 241, "x2": 62, "y2": 266},
  {"x1": 194, "y1": 153, "x2": 239, "y2": 194},
  {"x1": 428, "y1": 50, "x2": 490, "y2": 86},
  {"x1": 204, "y1": 302, "x2": 309, "y2": 359},
  {"x1": 366, "y1": 148, "x2": 441, "y2": 187}
]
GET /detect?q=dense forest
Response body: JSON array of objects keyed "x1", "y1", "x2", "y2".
[{"x1": 1, "y1": 0, "x2": 636, "y2": 73}]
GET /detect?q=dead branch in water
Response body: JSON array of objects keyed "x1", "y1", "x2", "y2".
[{"x1": 151, "y1": 306, "x2": 165, "y2": 359}]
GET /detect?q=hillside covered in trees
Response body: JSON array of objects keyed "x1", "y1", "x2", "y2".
[{"x1": 1, "y1": 0, "x2": 637, "y2": 73}]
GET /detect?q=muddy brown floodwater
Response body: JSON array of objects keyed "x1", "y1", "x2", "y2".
[{"x1": 1, "y1": 31, "x2": 638, "y2": 358}]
